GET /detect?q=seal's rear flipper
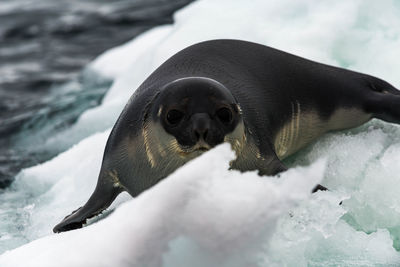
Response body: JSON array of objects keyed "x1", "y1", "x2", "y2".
[
  {"x1": 366, "y1": 92, "x2": 400, "y2": 124},
  {"x1": 53, "y1": 179, "x2": 122, "y2": 233}
]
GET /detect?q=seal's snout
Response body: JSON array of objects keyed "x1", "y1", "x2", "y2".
[{"x1": 192, "y1": 113, "x2": 210, "y2": 141}]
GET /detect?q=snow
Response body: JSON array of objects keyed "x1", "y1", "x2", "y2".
[
  {"x1": 0, "y1": 145, "x2": 325, "y2": 267},
  {"x1": 2, "y1": 0, "x2": 400, "y2": 266}
]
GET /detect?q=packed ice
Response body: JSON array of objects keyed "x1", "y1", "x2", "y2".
[{"x1": 1, "y1": 0, "x2": 400, "y2": 266}]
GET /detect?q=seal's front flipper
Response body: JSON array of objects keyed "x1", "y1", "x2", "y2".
[
  {"x1": 268, "y1": 158, "x2": 288, "y2": 175},
  {"x1": 256, "y1": 155, "x2": 288, "y2": 176},
  {"x1": 53, "y1": 206, "x2": 85, "y2": 232},
  {"x1": 264, "y1": 156, "x2": 329, "y2": 193},
  {"x1": 53, "y1": 178, "x2": 122, "y2": 233},
  {"x1": 312, "y1": 184, "x2": 328, "y2": 193}
]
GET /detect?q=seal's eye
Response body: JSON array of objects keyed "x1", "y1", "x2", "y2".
[
  {"x1": 216, "y1": 107, "x2": 232, "y2": 124},
  {"x1": 166, "y1": 109, "x2": 184, "y2": 125}
]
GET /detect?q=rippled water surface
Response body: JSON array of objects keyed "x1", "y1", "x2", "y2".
[{"x1": 0, "y1": 0, "x2": 193, "y2": 186}]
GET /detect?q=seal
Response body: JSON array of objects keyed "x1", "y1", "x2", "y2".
[{"x1": 53, "y1": 39, "x2": 400, "y2": 232}]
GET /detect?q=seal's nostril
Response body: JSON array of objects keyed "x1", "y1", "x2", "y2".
[
  {"x1": 194, "y1": 128, "x2": 208, "y2": 141},
  {"x1": 194, "y1": 129, "x2": 208, "y2": 140},
  {"x1": 203, "y1": 129, "x2": 208, "y2": 140}
]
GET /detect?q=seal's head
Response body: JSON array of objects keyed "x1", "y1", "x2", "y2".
[{"x1": 147, "y1": 77, "x2": 244, "y2": 159}]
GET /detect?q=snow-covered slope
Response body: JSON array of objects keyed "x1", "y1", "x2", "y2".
[
  {"x1": 2, "y1": 0, "x2": 400, "y2": 266},
  {"x1": 0, "y1": 145, "x2": 325, "y2": 267}
]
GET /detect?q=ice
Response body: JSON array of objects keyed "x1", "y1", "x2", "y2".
[
  {"x1": 264, "y1": 191, "x2": 400, "y2": 266},
  {"x1": 0, "y1": 145, "x2": 325, "y2": 267},
  {"x1": 2, "y1": 0, "x2": 400, "y2": 265}
]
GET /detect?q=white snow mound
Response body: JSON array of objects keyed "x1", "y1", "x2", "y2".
[{"x1": 0, "y1": 144, "x2": 325, "y2": 267}]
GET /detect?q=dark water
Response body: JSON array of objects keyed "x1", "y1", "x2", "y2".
[{"x1": 0, "y1": 0, "x2": 194, "y2": 187}]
